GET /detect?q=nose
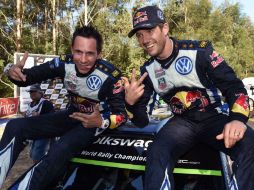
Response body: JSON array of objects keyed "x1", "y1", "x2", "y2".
[
  {"x1": 139, "y1": 32, "x2": 150, "y2": 46},
  {"x1": 80, "y1": 53, "x2": 87, "y2": 63}
]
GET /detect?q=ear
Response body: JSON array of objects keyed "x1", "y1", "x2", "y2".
[
  {"x1": 97, "y1": 52, "x2": 102, "y2": 59},
  {"x1": 71, "y1": 46, "x2": 74, "y2": 54},
  {"x1": 162, "y1": 23, "x2": 169, "y2": 36}
]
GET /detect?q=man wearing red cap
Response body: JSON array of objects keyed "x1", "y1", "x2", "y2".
[{"x1": 124, "y1": 5, "x2": 254, "y2": 190}]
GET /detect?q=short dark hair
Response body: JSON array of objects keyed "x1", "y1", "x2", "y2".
[{"x1": 72, "y1": 25, "x2": 103, "y2": 53}]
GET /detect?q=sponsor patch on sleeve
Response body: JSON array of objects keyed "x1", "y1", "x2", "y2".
[{"x1": 209, "y1": 51, "x2": 224, "y2": 68}]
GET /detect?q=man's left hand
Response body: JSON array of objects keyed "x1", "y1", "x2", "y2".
[
  {"x1": 69, "y1": 104, "x2": 102, "y2": 128},
  {"x1": 216, "y1": 120, "x2": 247, "y2": 148}
]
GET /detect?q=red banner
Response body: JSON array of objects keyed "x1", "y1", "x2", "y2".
[{"x1": 0, "y1": 97, "x2": 19, "y2": 118}]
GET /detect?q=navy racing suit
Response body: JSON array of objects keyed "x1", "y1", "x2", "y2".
[
  {"x1": 126, "y1": 38, "x2": 254, "y2": 190},
  {"x1": 0, "y1": 55, "x2": 127, "y2": 190}
]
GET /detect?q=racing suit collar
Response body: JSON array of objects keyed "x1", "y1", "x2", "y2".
[
  {"x1": 155, "y1": 37, "x2": 179, "y2": 69},
  {"x1": 75, "y1": 61, "x2": 97, "y2": 77}
]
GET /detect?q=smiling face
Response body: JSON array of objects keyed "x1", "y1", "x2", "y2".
[
  {"x1": 71, "y1": 36, "x2": 100, "y2": 74},
  {"x1": 135, "y1": 23, "x2": 171, "y2": 60}
]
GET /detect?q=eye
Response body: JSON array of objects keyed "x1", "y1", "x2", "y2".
[
  {"x1": 136, "y1": 33, "x2": 142, "y2": 39},
  {"x1": 86, "y1": 52, "x2": 96, "y2": 57},
  {"x1": 148, "y1": 28, "x2": 155, "y2": 34}
]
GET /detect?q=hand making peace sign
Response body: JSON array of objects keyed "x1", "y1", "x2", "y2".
[
  {"x1": 122, "y1": 68, "x2": 148, "y2": 105},
  {"x1": 8, "y1": 52, "x2": 29, "y2": 82}
]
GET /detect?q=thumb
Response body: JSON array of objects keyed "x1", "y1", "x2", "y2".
[
  {"x1": 94, "y1": 103, "x2": 100, "y2": 113},
  {"x1": 216, "y1": 133, "x2": 224, "y2": 140}
]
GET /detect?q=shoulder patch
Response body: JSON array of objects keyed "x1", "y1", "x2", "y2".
[
  {"x1": 178, "y1": 40, "x2": 210, "y2": 50},
  {"x1": 199, "y1": 41, "x2": 209, "y2": 48},
  {"x1": 96, "y1": 59, "x2": 121, "y2": 79},
  {"x1": 59, "y1": 54, "x2": 73, "y2": 63}
]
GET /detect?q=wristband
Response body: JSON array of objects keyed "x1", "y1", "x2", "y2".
[{"x1": 3, "y1": 63, "x2": 14, "y2": 76}]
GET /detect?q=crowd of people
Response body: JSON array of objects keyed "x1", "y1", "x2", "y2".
[{"x1": 1, "y1": 5, "x2": 254, "y2": 190}]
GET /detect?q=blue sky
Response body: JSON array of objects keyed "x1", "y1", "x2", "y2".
[{"x1": 214, "y1": 0, "x2": 254, "y2": 23}]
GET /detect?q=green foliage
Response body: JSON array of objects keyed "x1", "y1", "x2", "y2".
[
  {"x1": 164, "y1": 0, "x2": 254, "y2": 78},
  {"x1": 0, "y1": 60, "x2": 13, "y2": 97}
]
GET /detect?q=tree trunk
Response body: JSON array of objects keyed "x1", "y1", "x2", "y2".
[
  {"x1": 44, "y1": 0, "x2": 48, "y2": 49},
  {"x1": 52, "y1": 0, "x2": 57, "y2": 54},
  {"x1": 16, "y1": 0, "x2": 23, "y2": 51}
]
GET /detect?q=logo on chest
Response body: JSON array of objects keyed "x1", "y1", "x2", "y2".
[
  {"x1": 86, "y1": 75, "x2": 102, "y2": 91},
  {"x1": 158, "y1": 77, "x2": 167, "y2": 90},
  {"x1": 175, "y1": 56, "x2": 193, "y2": 75}
]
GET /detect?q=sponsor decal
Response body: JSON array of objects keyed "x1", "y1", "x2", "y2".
[
  {"x1": 79, "y1": 150, "x2": 147, "y2": 162},
  {"x1": 169, "y1": 96, "x2": 186, "y2": 114},
  {"x1": 112, "y1": 70, "x2": 120, "y2": 78},
  {"x1": 109, "y1": 114, "x2": 126, "y2": 129},
  {"x1": 169, "y1": 91, "x2": 209, "y2": 114},
  {"x1": 175, "y1": 56, "x2": 193, "y2": 75},
  {"x1": 158, "y1": 77, "x2": 167, "y2": 90},
  {"x1": 93, "y1": 136, "x2": 153, "y2": 151},
  {"x1": 55, "y1": 83, "x2": 63, "y2": 89},
  {"x1": 232, "y1": 93, "x2": 249, "y2": 116},
  {"x1": 155, "y1": 68, "x2": 165, "y2": 78},
  {"x1": 55, "y1": 99, "x2": 64, "y2": 104},
  {"x1": 65, "y1": 73, "x2": 77, "y2": 91},
  {"x1": 50, "y1": 94, "x2": 59, "y2": 100},
  {"x1": 86, "y1": 75, "x2": 102, "y2": 91},
  {"x1": 71, "y1": 96, "x2": 96, "y2": 114},
  {"x1": 177, "y1": 159, "x2": 200, "y2": 165},
  {"x1": 40, "y1": 83, "x2": 49, "y2": 89},
  {"x1": 210, "y1": 51, "x2": 224, "y2": 68},
  {"x1": 0, "y1": 98, "x2": 19, "y2": 118},
  {"x1": 113, "y1": 80, "x2": 124, "y2": 94},
  {"x1": 54, "y1": 57, "x2": 60, "y2": 67},
  {"x1": 157, "y1": 10, "x2": 164, "y2": 20},
  {"x1": 199, "y1": 41, "x2": 208, "y2": 48},
  {"x1": 185, "y1": 91, "x2": 209, "y2": 110},
  {"x1": 133, "y1": 11, "x2": 148, "y2": 26},
  {"x1": 60, "y1": 89, "x2": 68, "y2": 94},
  {"x1": 45, "y1": 89, "x2": 54, "y2": 95}
]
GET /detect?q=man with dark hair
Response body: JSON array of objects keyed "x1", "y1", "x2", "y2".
[
  {"x1": 25, "y1": 84, "x2": 54, "y2": 163},
  {"x1": 123, "y1": 5, "x2": 254, "y2": 190},
  {"x1": 0, "y1": 25, "x2": 127, "y2": 190}
]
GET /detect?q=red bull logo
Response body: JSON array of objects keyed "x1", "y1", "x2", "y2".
[
  {"x1": 134, "y1": 11, "x2": 147, "y2": 19},
  {"x1": 210, "y1": 51, "x2": 224, "y2": 68},
  {"x1": 170, "y1": 91, "x2": 209, "y2": 114},
  {"x1": 186, "y1": 91, "x2": 208, "y2": 109},
  {"x1": 110, "y1": 114, "x2": 126, "y2": 129},
  {"x1": 232, "y1": 93, "x2": 249, "y2": 116},
  {"x1": 169, "y1": 96, "x2": 186, "y2": 114},
  {"x1": 113, "y1": 80, "x2": 124, "y2": 94},
  {"x1": 133, "y1": 11, "x2": 148, "y2": 26},
  {"x1": 71, "y1": 96, "x2": 97, "y2": 114},
  {"x1": 186, "y1": 91, "x2": 202, "y2": 103}
]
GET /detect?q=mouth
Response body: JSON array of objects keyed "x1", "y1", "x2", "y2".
[
  {"x1": 79, "y1": 63, "x2": 91, "y2": 68},
  {"x1": 144, "y1": 43, "x2": 155, "y2": 50}
]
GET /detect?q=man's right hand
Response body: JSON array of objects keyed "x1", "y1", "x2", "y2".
[
  {"x1": 122, "y1": 69, "x2": 148, "y2": 105},
  {"x1": 8, "y1": 52, "x2": 28, "y2": 81}
]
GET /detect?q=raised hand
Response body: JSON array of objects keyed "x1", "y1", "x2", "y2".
[
  {"x1": 69, "y1": 104, "x2": 103, "y2": 128},
  {"x1": 216, "y1": 120, "x2": 247, "y2": 148},
  {"x1": 8, "y1": 52, "x2": 28, "y2": 81},
  {"x1": 122, "y1": 68, "x2": 148, "y2": 105}
]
